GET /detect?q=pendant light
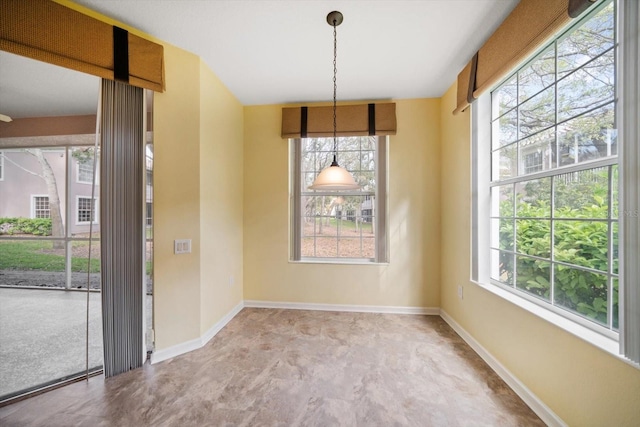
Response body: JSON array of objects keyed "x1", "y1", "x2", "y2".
[{"x1": 309, "y1": 11, "x2": 361, "y2": 191}]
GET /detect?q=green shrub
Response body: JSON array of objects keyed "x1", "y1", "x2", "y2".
[
  {"x1": 0, "y1": 217, "x2": 52, "y2": 236},
  {"x1": 498, "y1": 169, "x2": 617, "y2": 326}
]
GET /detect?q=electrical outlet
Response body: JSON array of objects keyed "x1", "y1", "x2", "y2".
[
  {"x1": 457, "y1": 285, "x2": 464, "y2": 300},
  {"x1": 229, "y1": 275, "x2": 235, "y2": 287}
]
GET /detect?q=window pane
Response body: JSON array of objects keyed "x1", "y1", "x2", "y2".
[
  {"x1": 519, "y1": 86, "x2": 555, "y2": 138},
  {"x1": 491, "y1": 249, "x2": 513, "y2": 285},
  {"x1": 492, "y1": 109, "x2": 518, "y2": 148},
  {"x1": 518, "y1": 47, "x2": 556, "y2": 103},
  {"x1": 492, "y1": 144, "x2": 517, "y2": 180},
  {"x1": 490, "y1": 185, "x2": 514, "y2": 218},
  {"x1": 515, "y1": 255, "x2": 550, "y2": 300},
  {"x1": 554, "y1": 265, "x2": 608, "y2": 325},
  {"x1": 491, "y1": 218, "x2": 513, "y2": 251},
  {"x1": 554, "y1": 220, "x2": 608, "y2": 272},
  {"x1": 558, "y1": 49, "x2": 614, "y2": 122},
  {"x1": 557, "y1": 3, "x2": 615, "y2": 78},
  {"x1": 515, "y1": 178, "x2": 551, "y2": 218},
  {"x1": 612, "y1": 221, "x2": 618, "y2": 275},
  {"x1": 613, "y1": 277, "x2": 619, "y2": 329},
  {"x1": 516, "y1": 219, "x2": 550, "y2": 258},
  {"x1": 492, "y1": 74, "x2": 517, "y2": 119},
  {"x1": 554, "y1": 167, "x2": 609, "y2": 218},
  {"x1": 612, "y1": 165, "x2": 619, "y2": 217},
  {"x1": 557, "y1": 103, "x2": 616, "y2": 166},
  {"x1": 518, "y1": 129, "x2": 555, "y2": 175}
]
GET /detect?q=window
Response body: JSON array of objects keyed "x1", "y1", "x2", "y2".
[
  {"x1": 485, "y1": 2, "x2": 618, "y2": 331},
  {"x1": 77, "y1": 197, "x2": 98, "y2": 224},
  {"x1": 291, "y1": 136, "x2": 387, "y2": 263},
  {"x1": 32, "y1": 196, "x2": 50, "y2": 219},
  {"x1": 77, "y1": 160, "x2": 93, "y2": 184}
]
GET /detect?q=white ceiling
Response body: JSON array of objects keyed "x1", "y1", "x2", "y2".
[{"x1": 0, "y1": 0, "x2": 518, "y2": 118}]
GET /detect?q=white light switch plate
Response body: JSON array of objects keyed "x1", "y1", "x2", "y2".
[{"x1": 174, "y1": 239, "x2": 191, "y2": 254}]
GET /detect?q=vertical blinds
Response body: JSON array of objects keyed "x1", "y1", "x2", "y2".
[
  {"x1": 100, "y1": 79, "x2": 145, "y2": 377},
  {"x1": 453, "y1": 0, "x2": 598, "y2": 114},
  {"x1": 0, "y1": 0, "x2": 164, "y2": 92}
]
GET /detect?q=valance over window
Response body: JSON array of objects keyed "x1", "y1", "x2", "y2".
[
  {"x1": 0, "y1": 0, "x2": 164, "y2": 92},
  {"x1": 453, "y1": 0, "x2": 598, "y2": 114},
  {"x1": 282, "y1": 103, "x2": 396, "y2": 139}
]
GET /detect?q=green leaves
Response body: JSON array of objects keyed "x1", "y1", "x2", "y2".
[{"x1": 0, "y1": 217, "x2": 52, "y2": 236}]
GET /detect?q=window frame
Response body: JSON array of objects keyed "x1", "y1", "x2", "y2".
[
  {"x1": 31, "y1": 195, "x2": 51, "y2": 219},
  {"x1": 76, "y1": 158, "x2": 97, "y2": 185},
  {"x1": 290, "y1": 135, "x2": 388, "y2": 264},
  {"x1": 76, "y1": 196, "x2": 99, "y2": 225},
  {"x1": 0, "y1": 150, "x2": 4, "y2": 181},
  {"x1": 473, "y1": 0, "x2": 621, "y2": 340}
]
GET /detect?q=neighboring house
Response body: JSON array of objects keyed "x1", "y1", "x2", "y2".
[{"x1": 0, "y1": 149, "x2": 99, "y2": 236}]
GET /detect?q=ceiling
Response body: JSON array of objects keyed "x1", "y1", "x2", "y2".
[{"x1": 0, "y1": 0, "x2": 518, "y2": 119}]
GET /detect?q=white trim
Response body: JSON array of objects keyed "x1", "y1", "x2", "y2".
[
  {"x1": 150, "y1": 301, "x2": 244, "y2": 364},
  {"x1": 75, "y1": 159, "x2": 95, "y2": 185},
  {"x1": 439, "y1": 309, "x2": 568, "y2": 427},
  {"x1": 243, "y1": 300, "x2": 439, "y2": 315},
  {"x1": 75, "y1": 195, "x2": 99, "y2": 225},
  {"x1": 30, "y1": 194, "x2": 50, "y2": 219},
  {"x1": 0, "y1": 150, "x2": 4, "y2": 181},
  {"x1": 619, "y1": 0, "x2": 640, "y2": 363}
]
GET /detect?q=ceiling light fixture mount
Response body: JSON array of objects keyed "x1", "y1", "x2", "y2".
[{"x1": 309, "y1": 11, "x2": 360, "y2": 191}]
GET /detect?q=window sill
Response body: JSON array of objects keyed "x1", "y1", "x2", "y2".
[
  {"x1": 471, "y1": 280, "x2": 640, "y2": 370},
  {"x1": 289, "y1": 259, "x2": 389, "y2": 266}
]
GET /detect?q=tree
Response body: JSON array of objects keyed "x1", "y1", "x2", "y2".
[{"x1": 1, "y1": 149, "x2": 64, "y2": 248}]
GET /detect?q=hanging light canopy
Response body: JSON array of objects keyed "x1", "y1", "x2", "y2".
[{"x1": 309, "y1": 11, "x2": 361, "y2": 191}]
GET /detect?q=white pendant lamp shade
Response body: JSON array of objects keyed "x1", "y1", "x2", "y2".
[{"x1": 308, "y1": 163, "x2": 360, "y2": 190}]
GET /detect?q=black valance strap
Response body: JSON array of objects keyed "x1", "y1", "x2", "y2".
[
  {"x1": 368, "y1": 103, "x2": 376, "y2": 136},
  {"x1": 113, "y1": 26, "x2": 129, "y2": 83},
  {"x1": 300, "y1": 106, "x2": 308, "y2": 138}
]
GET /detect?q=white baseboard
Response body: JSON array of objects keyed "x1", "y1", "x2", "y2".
[
  {"x1": 439, "y1": 310, "x2": 567, "y2": 427},
  {"x1": 244, "y1": 300, "x2": 439, "y2": 315},
  {"x1": 151, "y1": 301, "x2": 244, "y2": 364}
]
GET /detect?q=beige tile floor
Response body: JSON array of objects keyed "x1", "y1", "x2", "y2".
[{"x1": 0, "y1": 308, "x2": 544, "y2": 426}]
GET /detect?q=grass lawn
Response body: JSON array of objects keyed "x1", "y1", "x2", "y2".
[{"x1": 0, "y1": 240, "x2": 100, "y2": 273}]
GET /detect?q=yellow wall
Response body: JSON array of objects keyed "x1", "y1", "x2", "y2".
[
  {"x1": 198, "y1": 60, "x2": 244, "y2": 335},
  {"x1": 439, "y1": 84, "x2": 640, "y2": 426},
  {"x1": 243, "y1": 99, "x2": 441, "y2": 308}
]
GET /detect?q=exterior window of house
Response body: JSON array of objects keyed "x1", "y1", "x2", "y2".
[
  {"x1": 77, "y1": 160, "x2": 93, "y2": 184},
  {"x1": 487, "y1": 1, "x2": 617, "y2": 331},
  {"x1": 77, "y1": 197, "x2": 98, "y2": 224},
  {"x1": 291, "y1": 136, "x2": 387, "y2": 263},
  {"x1": 32, "y1": 196, "x2": 51, "y2": 219}
]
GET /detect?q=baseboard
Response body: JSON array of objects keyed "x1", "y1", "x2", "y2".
[
  {"x1": 439, "y1": 310, "x2": 567, "y2": 427},
  {"x1": 150, "y1": 301, "x2": 244, "y2": 364},
  {"x1": 200, "y1": 302, "x2": 244, "y2": 345},
  {"x1": 244, "y1": 300, "x2": 439, "y2": 315}
]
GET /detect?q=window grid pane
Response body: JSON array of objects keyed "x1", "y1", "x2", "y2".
[
  {"x1": 298, "y1": 136, "x2": 379, "y2": 261},
  {"x1": 489, "y1": 1, "x2": 617, "y2": 330}
]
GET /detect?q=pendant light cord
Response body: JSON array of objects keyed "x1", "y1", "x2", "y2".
[{"x1": 332, "y1": 20, "x2": 338, "y2": 167}]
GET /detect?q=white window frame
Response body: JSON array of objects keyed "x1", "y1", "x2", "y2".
[
  {"x1": 472, "y1": 0, "x2": 640, "y2": 364},
  {"x1": 290, "y1": 136, "x2": 388, "y2": 264},
  {"x1": 76, "y1": 196, "x2": 99, "y2": 225},
  {"x1": 0, "y1": 151, "x2": 4, "y2": 181},
  {"x1": 76, "y1": 159, "x2": 96, "y2": 184},
  {"x1": 31, "y1": 195, "x2": 51, "y2": 219}
]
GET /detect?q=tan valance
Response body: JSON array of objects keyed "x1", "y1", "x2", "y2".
[
  {"x1": 282, "y1": 103, "x2": 396, "y2": 139},
  {"x1": 453, "y1": 0, "x2": 597, "y2": 114},
  {"x1": 0, "y1": 0, "x2": 164, "y2": 92}
]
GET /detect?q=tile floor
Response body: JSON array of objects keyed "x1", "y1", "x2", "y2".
[{"x1": 0, "y1": 308, "x2": 544, "y2": 426}]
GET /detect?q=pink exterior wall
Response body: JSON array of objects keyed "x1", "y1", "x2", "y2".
[{"x1": 0, "y1": 148, "x2": 99, "y2": 236}]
